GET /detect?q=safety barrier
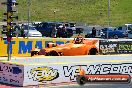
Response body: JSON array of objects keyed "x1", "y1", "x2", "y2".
[{"x1": 0, "y1": 55, "x2": 132, "y2": 86}]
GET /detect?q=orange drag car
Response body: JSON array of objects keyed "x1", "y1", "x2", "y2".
[{"x1": 30, "y1": 37, "x2": 98, "y2": 56}]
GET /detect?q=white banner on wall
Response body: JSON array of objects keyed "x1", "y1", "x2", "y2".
[
  {"x1": 1, "y1": 55, "x2": 132, "y2": 86},
  {"x1": 24, "y1": 62, "x2": 132, "y2": 86}
]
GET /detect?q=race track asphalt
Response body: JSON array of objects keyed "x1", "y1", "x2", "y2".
[
  {"x1": 52, "y1": 83, "x2": 132, "y2": 88},
  {"x1": 1, "y1": 83, "x2": 132, "y2": 88}
]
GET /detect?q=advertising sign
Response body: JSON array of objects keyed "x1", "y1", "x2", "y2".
[
  {"x1": 99, "y1": 40, "x2": 132, "y2": 54},
  {"x1": 0, "y1": 62, "x2": 24, "y2": 86},
  {"x1": 23, "y1": 62, "x2": 132, "y2": 86}
]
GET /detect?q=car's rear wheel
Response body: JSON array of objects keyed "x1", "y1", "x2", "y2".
[
  {"x1": 31, "y1": 51, "x2": 39, "y2": 57},
  {"x1": 76, "y1": 75, "x2": 86, "y2": 85},
  {"x1": 89, "y1": 48, "x2": 98, "y2": 55}
]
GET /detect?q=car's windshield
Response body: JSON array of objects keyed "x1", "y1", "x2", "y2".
[
  {"x1": 70, "y1": 23, "x2": 75, "y2": 27},
  {"x1": 102, "y1": 28, "x2": 113, "y2": 32},
  {"x1": 23, "y1": 25, "x2": 36, "y2": 30}
]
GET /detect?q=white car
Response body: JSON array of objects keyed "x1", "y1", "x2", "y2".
[
  {"x1": 23, "y1": 25, "x2": 42, "y2": 37},
  {"x1": 24, "y1": 29, "x2": 42, "y2": 37},
  {"x1": 14, "y1": 25, "x2": 42, "y2": 37}
]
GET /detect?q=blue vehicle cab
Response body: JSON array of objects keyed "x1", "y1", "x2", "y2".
[
  {"x1": 35, "y1": 22, "x2": 56, "y2": 37},
  {"x1": 101, "y1": 27, "x2": 125, "y2": 39}
]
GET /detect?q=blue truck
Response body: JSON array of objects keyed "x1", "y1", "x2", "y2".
[
  {"x1": 34, "y1": 22, "x2": 76, "y2": 37},
  {"x1": 101, "y1": 27, "x2": 126, "y2": 39}
]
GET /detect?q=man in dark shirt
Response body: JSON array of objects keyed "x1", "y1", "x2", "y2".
[{"x1": 92, "y1": 27, "x2": 96, "y2": 38}]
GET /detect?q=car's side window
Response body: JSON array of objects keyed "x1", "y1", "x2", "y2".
[
  {"x1": 128, "y1": 31, "x2": 132, "y2": 34},
  {"x1": 42, "y1": 23, "x2": 47, "y2": 28},
  {"x1": 118, "y1": 27, "x2": 122, "y2": 30}
]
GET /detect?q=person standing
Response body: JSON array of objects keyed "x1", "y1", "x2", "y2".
[
  {"x1": 61, "y1": 24, "x2": 67, "y2": 38},
  {"x1": 91, "y1": 27, "x2": 96, "y2": 38},
  {"x1": 51, "y1": 24, "x2": 57, "y2": 38},
  {"x1": 20, "y1": 24, "x2": 25, "y2": 38},
  {"x1": 14, "y1": 25, "x2": 20, "y2": 38}
]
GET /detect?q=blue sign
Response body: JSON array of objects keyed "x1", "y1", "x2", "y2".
[{"x1": 12, "y1": 67, "x2": 22, "y2": 74}]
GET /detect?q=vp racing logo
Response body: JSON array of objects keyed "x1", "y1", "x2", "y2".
[
  {"x1": 63, "y1": 63, "x2": 132, "y2": 81},
  {"x1": 28, "y1": 66, "x2": 59, "y2": 82}
]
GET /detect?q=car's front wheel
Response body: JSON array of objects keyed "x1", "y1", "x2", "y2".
[
  {"x1": 76, "y1": 75, "x2": 86, "y2": 85},
  {"x1": 31, "y1": 51, "x2": 39, "y2": 57},
  {"x1": 89, "y1": 48, "x2": 98, "y2": 55}
]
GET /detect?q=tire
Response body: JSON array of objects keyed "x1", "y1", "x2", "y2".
[
  {"x1": 31, "y1": 51, "x2": 38, "y2": 57},
  {"x1": 45, "y1": 52, "x2": 50, "y2": 56},
  {"x1": 113, "y1": 35, "x2": 118, "y2": 39},
  {"x1": 101, "y1": 35, "x2": 106, "y2": 39},
  {"x1": 89, "y1": 48, "x2": 98, "y2": 55},
  {"x1": 31, "y1": 52, "x2": 34, "y2": 57},
  {"x1": 46, "y1": 50, "x2": 59, "y2": 56},
  {"x1": 76, "y1": 75, "x2": 86, "y2": 85}
]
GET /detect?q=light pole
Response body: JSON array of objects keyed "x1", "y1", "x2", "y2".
[
  {"x1": 53, "y1": 10, "x2": 57, "y2": 37},
  {"x1": 53, "y1": 9, "x2": 59, "y2": 22},
  {"x1": 53, "y1": 9, "x2": 59, "y2": 37},
  {"x1": 53, "y1": 10, "x2": 56, "y2": 23},
  {"x1": 107, "y1": 0, "x2": 110, "y2": 40},
  {"x1": 27, "y1": 0, "x2": 30, "y2": 38}
]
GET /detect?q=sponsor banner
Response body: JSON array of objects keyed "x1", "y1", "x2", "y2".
[
  {"x1": 85, "y1": 74, "x2": 131, "y2": 83},
  {"x1": 0, "y1": 62, "x2": 24, "y2": 86},
  {"x1": 1, "y1": 58, "x2": 132, "y2": 86},
  {"x1": 99, "y1": 40, "x2": 132, "y2": 54},
  {"x1": 0, "y1": 38, "x2": 99, "y2": 57},
  {"x1": 23, "y1": 62, "x2": 132, "y2": 86}
]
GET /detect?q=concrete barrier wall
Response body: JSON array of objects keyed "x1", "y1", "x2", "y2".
[
  {"x1": 24, "y1": 62, "x2": 132, "y2": 86},
  {"x1": 0, "y1": 55, "x2": 132, "y2": 86}
]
